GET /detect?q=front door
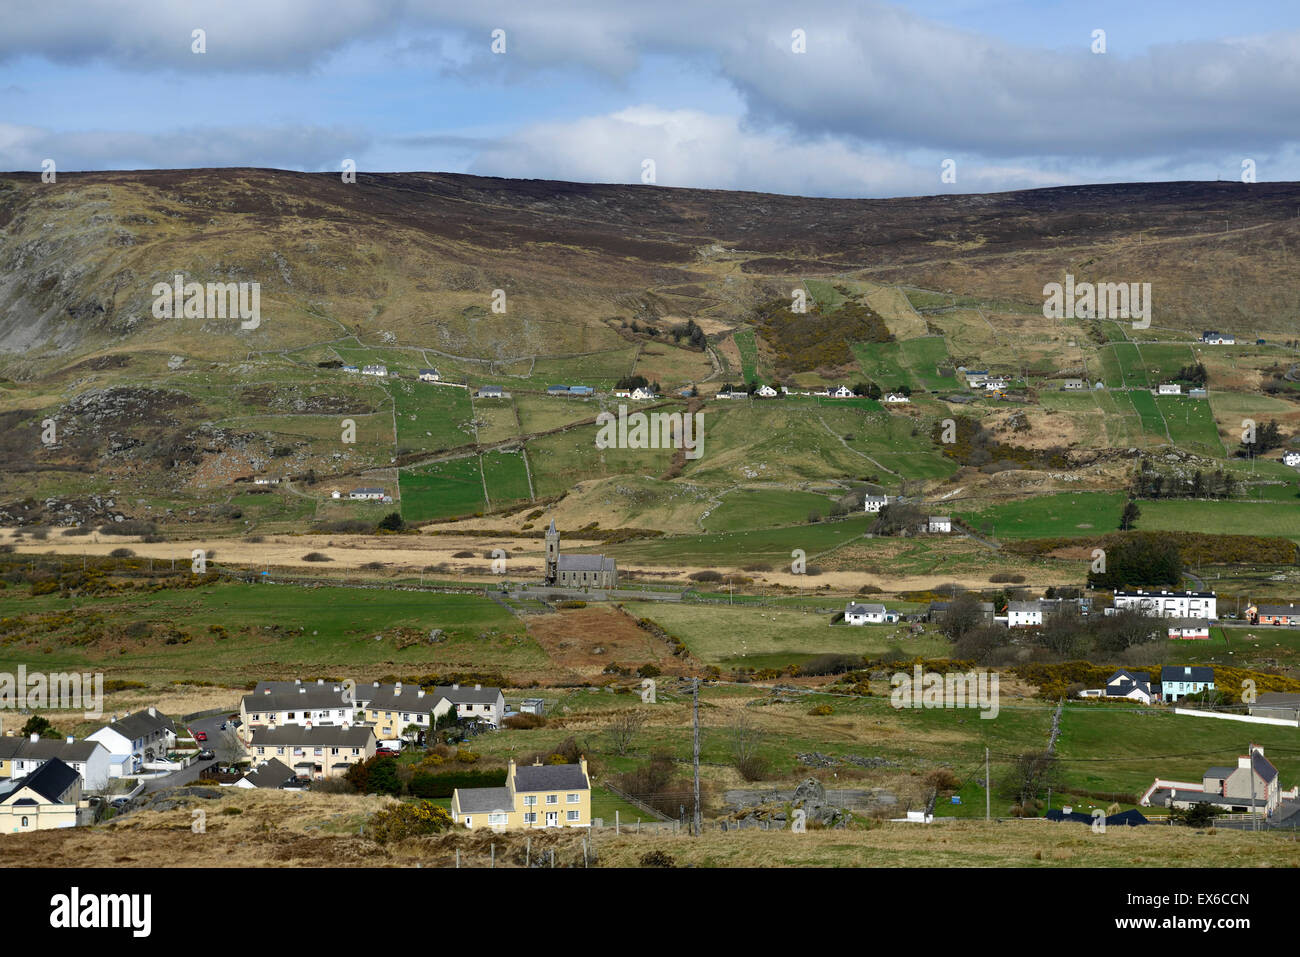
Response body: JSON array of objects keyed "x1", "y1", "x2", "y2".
[{"x1": 545, "y1": 811, "x2": 558, "y2": 827}]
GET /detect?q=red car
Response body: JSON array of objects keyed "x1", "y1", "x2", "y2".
[
  {"x1": 375, "y1": 747, "x2": 399, "y2": 757},
  {"x1": 194, "y1": 731, "x2": 208, "y2": 742}
]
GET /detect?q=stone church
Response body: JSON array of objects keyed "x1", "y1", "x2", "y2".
[{"x1": 544, "y1": 520, "x2": 617, "y2": 589}]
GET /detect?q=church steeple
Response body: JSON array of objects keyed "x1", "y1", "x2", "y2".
[{"x1": 545, "y1": 519, "x2": 559, "y2": 584}]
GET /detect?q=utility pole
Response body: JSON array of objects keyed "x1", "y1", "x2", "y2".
[
  {"x1": 985, "y1": 747, "x2": 991, "y2": 822},
  {"x1": 692, "y1": 677, "x2": 702, "y2": 837}
]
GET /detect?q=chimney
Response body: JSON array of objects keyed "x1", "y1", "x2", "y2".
[
  {"x1": 147, "y1": 707, "x2": 156, "y2": 717},
  {"x1": 30, "y1": 732, "x2": 39, "y2": 743},
  {"x1": 507, "y1": 758, "x2": 516, "y2": 781},
  {"x1": 66, "y1": 736, "x2": 75, "y2": 745},
  {"x1": 580, "y1": 755, "x2": 588, "y2": 778},
  {"x1": 474, "y1": 684, "x2": 481, "y2": 691},
  {"x1": 452, "y1": 683, "x2": 460, "y2": 690},
  {"x1": 263, "y1": 688, "x2": 270, "y2": 695},
  {"x1": 394, "y1": 682, "x2": 402, "y2": 695},
  {"x1": 317, "y1": 678, "x2": 324, "y2": 685},
  {"x1": 373, "y1": 681, "x2": 379, "y2": 688},
  {"x1": 294, "y1": 679, "x2": 301, "y2": 685},
  {"x1": 298, "y1": 686, "x2": 305, "y2": 694},
  {"x1": 417, "y1": 690, "x2": 424, "y2": 699}
]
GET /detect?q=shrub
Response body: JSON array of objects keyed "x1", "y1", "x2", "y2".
[
  {"x1": 109, "y1": 547, "x2": 135, "y2": 558},
  {"x1": 302, "y1": 552, "x2": 332, "y2": 562},
  {"x1": 639, "y1": 850, "x2": 676, "y2": 868},
  {"x1": 808, "y1": 704, "x2": 833, "y2": 716},
  {"x1": 688, "y1": 570, "x2": 722, "y2": 582},
  {"x1": 221, "y1": 807, "x2": 243, "y2": 816},
  {"x1": 365, "y1": 800, "x2": 456, "y2": 844},
  {"x1": 503, "y1": 713, "x2": 546, "y2": 730}
]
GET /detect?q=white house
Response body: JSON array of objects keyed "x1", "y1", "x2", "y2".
[
  {"x1": 87, "y1": 708, "x2": 176, "y2": 776},
  {"x1": 630, "y1": 387, "x2": 656, "y2": 400},
  {"x1": 1167, "y1": 618, "x2": 1211, "y2": 640},
  {"x1": 1007, "y1": 601, "x2": 1044, "y2": 628},
  {"x1": 349, "y1": 487, "x2": 386, "y2": 500},
  {"x1": 884, "y1": 393, "x2": 910, "y2": 404},
  {"x1": 2, "y1": 735, "x2": 112, "y2": 792},
  {"x1": 1157, "y1": 383, "x2": 1181, "y2": 395},
  {"x1": 863, "y1": 494, "x2": 890, "y2": 513},
  {"x1": 418, "y1": 369, "x2": 441, "y2": 382},
  {"x1": 252, "y1": 477, "x2": 280, "y2": 486},
  {"x1": 1112, "y1": 589, "x2": 1217, "y2": 620},
  {"x1": 829, "y1": 386, "x2": 854, "y2": 399},
  {"x1": 755, "y1": 384, "x2": 778, "y2": 398},
  {"x1": 477, "y1": 385, "x2": 504, "y2": 398},
  {"x1": 361, "y1": 364, "x2": 388, "y2": 377},
  {"x1": 1283, "y1": 451, "x2": 1300, "y2": 468},
  {"x1": 927, "y1": 516, "x2": 952, "y2": 533},
  {"x1": 435, "y1": 684, "x2": 506, "y2": 729},
  {"x1": 1061, "y1": 378, "x2": 1085, "y2": 390},
  {"x1": 1201, "y1": 331, "x2": 1235, "y2": 345},
  {"x1": 613, "y1": 389, "x2": 631, "y2": 398},
  {"x1": 330, "y1": 489, "x2": 341, "y2": 499},
  {"x1": 983, "y1": 378, "x2": 1007, "y2": 391},
  {"x1": 844, "y1": 602, "x2": 887, "y2": 625}
]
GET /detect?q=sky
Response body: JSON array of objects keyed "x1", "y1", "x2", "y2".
[{"x1": 1, "y1": 0, "x2": 1299, "y2": 197}]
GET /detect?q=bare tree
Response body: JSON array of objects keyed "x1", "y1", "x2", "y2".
[
  {"x1": 1008, "y1": 751, "x2": 1059, "y2": 807},
  {"x1": 605, "y1": 711, "x2": 648, "y2": 756},
  {"x1": 729, "y1": 711, "x2": 768, "y2": 781}
]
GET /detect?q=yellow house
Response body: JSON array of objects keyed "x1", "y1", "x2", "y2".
[
  {"x1": 0, "y1": 757, "x2": 83, "y2": 833},
  {"x1": 451, "y1": 758, "x2": 591, "y2": 831},
  {"x1": 248, "y1": 724, "x2": 376, "y2": 779}
]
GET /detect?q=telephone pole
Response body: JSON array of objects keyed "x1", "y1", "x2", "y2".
[
  {"x1": 692, "y1": 678, "x2": 702, "y2": 837},
  {"x1": 985, "y1": 747, "x2": 991, "y2": 822}
]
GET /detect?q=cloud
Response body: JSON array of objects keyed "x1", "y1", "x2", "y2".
[{"x1": 0, "y1": 123, "x2": 370, "y2": 172}]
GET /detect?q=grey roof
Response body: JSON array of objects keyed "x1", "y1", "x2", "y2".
[
  {"x1": 846, "y1": 603, "x2": 886, "y2": 615},
  {"x1": 104, "y1": 709, "x2": 174, "y2": 740},
  {"x1": 363, "y1": 684, "x2": 439, "y2": 712},
  {"x1": 1254, "y1": 604, "x2": 1300, "y2": 617},
  {"x1": 1116, "y1": 589, "x2": 1216, "y2": 599},
  {"x1": 243, "y1": 758, "x2": 296, "y2": 788},
  {"x1": 455, "y1": 786, "x2": 514, "y2": 813},
  {"x1": 244, "y1": 686, "x2": 352, "y2": 712},
  {"x1": 434, "y1": 685, "x2": 502, "y2": 705},
  {"x1": 556, "y1": 554, "x2": 616, "y2": 572},
  {"x1": 1008, "y1": 601, "x2": 1043, "y2": 613},
  {"x1": 1255, "y1": 692, "x2": 1300, "y2": 708},
  {"x1": 513, "y1": 762, "x2": 588, "y2": 793},
  {"x1": 1, "y1": 757, "x2": 80, "y2": 804},
  {"x1": 1204, "y1": 766, "x2": 1236, "y2": 779},
  {"x1": 1253, "y1": 751, "x2": 1279, "y2": 783},
  {"x1": 15, "y1": 738, "x2": 103, "y2": 762},
  {"x1": 250, "y1": 725, "x2": 374, "y2": 748},
  {"x1": 1160, "y1": 665, "x2": 1215, "y2": 683}
]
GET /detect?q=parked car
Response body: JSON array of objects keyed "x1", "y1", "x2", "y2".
[
  {"x1": 194, "y1": 731, "x2": 208, "y2": 742},
  {"x1": 110, "y1": 798, "x2": 129, "y2": 809},
  {"x1": 375, "y1": 747, "x2": 399, "y2": 757},
  {"x1": 198, "y1": 749, "x2": 215, "y2": 760}
]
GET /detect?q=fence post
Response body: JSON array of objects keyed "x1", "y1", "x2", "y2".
[
  {"x1": 615, "y1": 810, "x2": 619, "y2": 835},
  {"x1": 491, "y1": 843, "x2": 495, "y2": 868},
  {"x1": 526, "y1": 836, "x2": 530, "y2": 867}
]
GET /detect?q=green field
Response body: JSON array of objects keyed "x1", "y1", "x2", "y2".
[
  {"x1": 1137, "y1": 498, "x2": 1300, "y2": 542},
  {"x1": 400, "y1": 457, "x2": 486, "y2": 521},
  {"x1": 0, "y1": 583, "x2": 538, "y2": 685},
  {"x1": 700, "y1": 488, "x2": 840, "y2": 532},
  {"x1": 602, "y1": 515, "x2": 871, "y2": 565},
  {"x1": 1127, "y1": 389, "x2": 1167, "y2": 438},
  {"x1": 1154, "y1": 395, "x2": 1224, "y2": 454},
  {"x1": 388, "y1": 381, "x2": 475, "y2": 452},
  {"x1": 481, "y1": 449, "x2": 533, "y2": 505},
  {"x1": 733, "y1": 328, "x2": 759, "y2": 383},
  {"x1": 952, "y1": 492, "x2": 1127, "y2": 539}
]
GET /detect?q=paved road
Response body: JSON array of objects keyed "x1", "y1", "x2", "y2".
[{"x1": 139, "y1": 713, "x2": 230, "y2": 793}]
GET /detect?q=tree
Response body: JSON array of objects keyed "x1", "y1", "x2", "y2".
[
  {"x1": 605, "y1": 711, "x2": 648, "y2": 756},
  {"x1": 20, "y1": 715, "x2": 56, "y2": 738},
  {"x1": 1119, "y1": 499, "x2": 1141, "y2": 531},
  {"x1": 1008, "y1": 751, "x2": 1060, "y2": 807},
  {"x1": 870, "y1": 502, "x2": 925, "y2": 536},
  {"x1": 1171, "y1": 802, "x2": 1216, "y2": 827},
  {"x1": 940, "y1": 592, "x2": 985, "y2": 642},
  {"x1": 1088, "y1": 533, "x2": 1183, "y2": 589},
  {"x1": 377, "y1": 511, "x2": 405, "y2": 532},
  {"x1": 729, "y1": 711, "x2": 768, "y2": 781}
]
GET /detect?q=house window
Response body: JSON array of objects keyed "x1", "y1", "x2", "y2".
[
  {"x1": 567, "y1": 793, "x2": 581, "y2": 803},
  {"x1": 257, "y1": 747, "x2": 265, "y2": 755},
  {"x1": 488, "y1": 813, "x2": 508, "y2": 826},
  {"x1": 276, "y1": 747, "x2": 285, "y2": 756},
  {"x1": 352, "y1": 748, "x2": 360, "y2": 755},
  {"x1": 288, "y1": 713, "x2": 296, "y2": 719},
  {"x1": 545, "y1": 794, "x2": 558, "y2": 805},
  {"x1": 314, "y1": 748, "x2": 323, "y2": 756},
  {"x1": 331, "y1": 748, "x2": 339, "y2": 755},
  {"x1": 523, "y1": 812, "x2": 536, "y2": 824},
  {"x1": 567, "y1": 810, "x2": 580, "y2": 822},
  {"x1": 21, "y1": 816, "x2": 28, "y2": 827},
  {"x1": 464, "y1": 816, "x2": 472, "y2": 827},
  {"x1": 523, "y1": 795, "x2": 537, "y2": 806}
]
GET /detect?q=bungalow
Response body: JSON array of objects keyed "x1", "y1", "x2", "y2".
[
  {"x1": 1283, "y1": 452, "x2": 1300, "y2": 468},
  {"x1": 1157, "y1": 383, "x2": 1181, "y2": 395},
  {"x1": 629, "y1": 386, "x2": 656, "y2": 400},
  {"x1": 234, "y1": 757, "x2": 298, "y2": 790},
  {"x1": 1, "y1": 734, "x2": 111, "y2": 791},
  {"x1": 568, "y1": 386, "x2": 594, "y2": 396},
  {"x1": 0, "y1": 757, "x2": 82, "y2": 832},
  {"x1": 983, "y1": 378, "x2": 1007, "y2": 391},
  {"x1": 755, "y1": 384, "x2": 778, "y2": 398},
  {"x1": 341, "y1": 365, "x2": 360, "y2": 373},
  {"x1": 1247, "y1": 603, "x2": 1300, "y2": 627},
  {"x1": 1112, "y1": 589, "x2": 1217, "y2": 620},
  {"x1": 844, "y1": 602, "x2": 887, "y2": 625},
  {"x1": 451, "y1": 757, "x2": 590, "y2": 831},
  {"x1": 1142, "y1": 744, "x2": 1281, "y2": 815},
  {"x1": 1188, "y1": 387, "x2": 1208, "y2": 399},
  {"x1": 1160, "y1": 665, "x2": 1215, "y2": 702},
  {"x1": 546, "y1": 385, "x2": 571, "y2": 396},
  {"x1": 477, "y1": 385, "x2": 504, "y2": 399},
  {"x1": 87, "y1": 708, "x2": 176, "y2": 776},
  {"x1": 863, "y1": 494, "x2": 890, "y2": 513},
  {"x1": 828, "y1": 386, "x2": 854, "y2": 399},
  {"x1": 613, "y1": 389, "x2": 632, "y2": 398},
  {"x1": 1060, "y1": 378, "x2": 1085, "y2": 390},
  {"x1": 1100, "y1": 669, "x2": 1155, "y2": 704},
  {"x1": 361, "y1": 364, "x2": 388, "y2": 377},
  {"x1": 883, "y1": 393, "x2": 910, "y2": 404},
  {"x1": 248, "y1": 724, "x2": 376, "y2": 779},
  {"x1": 965, "y1": 371, "x2": 989, "y2": 387},
  {"x1": 418, "y1": 369, "x2": 441, "y2": 382},
  {"x1": 349, "y1": 487, "x2": 386, "y2": 500},
  {"x1": 1167, "y1": 618, "x2": 1211, "y2": 640},
  {"x1": 1201, "y1": 331, "x2": 1236, "y2": 345},
  {"x1": 927, "y1": 516, "x2": 952, "y2": 534}
]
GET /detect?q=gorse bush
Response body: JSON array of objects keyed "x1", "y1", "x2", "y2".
[{"x1": 366, "y1": 800, "x2": 456, "y2": 844}]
